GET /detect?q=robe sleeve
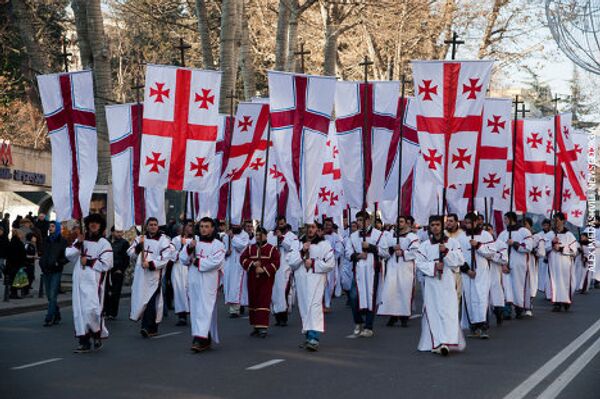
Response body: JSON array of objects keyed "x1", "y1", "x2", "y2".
[
  {"x1": 263, "y1": 246, "x2": 280, "y2": 277},
  {"x1": 492, "y1": 240, "x2": 509, "y2": 266},
  {"x1": 313, "y1": 242, "x2": 335, "y2": 274},
  {"x1": 444, "y1": 239, "x2": 464, "y2": 271},
  {"x1": 415, "y1": 242, "x2": 436, "y2": 277},
  {"x1": 536, "y1": 236, "x2": 547, "y2": 258},
  {"x1": 517, "y1": 231, "x2": 533, "y2": 253},
  {"x1": 476, "y1": 232, "x2": 497, "y2": 261},
  {"x1": 198, "y1": 242, "x2": 225, "y2": 272},
  {"x1": 127, "y1": 237, "x2": 141, "y2": 259},
  {"x1": 240, "y1": 246, "x2": 252, "y2": 271},
  {"x1": 147, "y1": 236, "x2": 172, "y2": 270},
  {"x1": 403, "y1": 236, "x2": 420, "y2": 261},
  {"x1": 344, "y1": 235, "x2": 357, "y2": 260},
  {"x1": 90, "y1": 239, "x2": 114, "y2": 272},
  {"x1": 376, "y1": 233, "x2": 389, "y2": 259},
  {"x1": 287, "y1": 246, "x2": 304, "y2": 271},
  {"x1": 178, "y1": 239, "x2": 194, "y2": 266},
  {"x1": 561, "y1": 233, "x2": 577, "y2": 257},
  {"x1": 231, "y1": 233, "x2": 249, "y2": 252},
  {"x1": 65, "y1": 240, "x2": 81, "y2": 261}
]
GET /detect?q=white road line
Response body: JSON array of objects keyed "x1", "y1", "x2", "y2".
[
  {"x1": 503, "y1": 317, "x2": 600, "y2": 399},
  {"x1": 11, "y1": 358, "x2": 63, "y2": 370},
  {"x1": 537, "y1": 334, "x2": 600, "y2": 399},
  {"x1": 152, "y1": 331, "x2": 182, "y2": 339},
  {"x1": 246, "y1": 359, "x2": 285, "y2": 370}
]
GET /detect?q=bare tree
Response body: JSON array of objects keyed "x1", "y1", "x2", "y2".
[
  {"x1": 218, "y1": 0, "x2": 240, "y2": 113},
  {"x1": 319, "y1": 0, "x2": 361, "y2": 76},
  {"x1": 274, "y1": 0, "x2": 290, "y2": 71},
  {"x1": 285, "y1": 0, "x2": 318, "y2": 72},
  {"x1": 240, "y1": 1, "x2": 256, "y2": 99},
  {"x1": 195, "y1": 0, "x2": 215, "y2": 69}
]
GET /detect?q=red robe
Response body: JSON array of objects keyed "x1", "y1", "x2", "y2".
[{"x1": 240, "y1": 242, "x2": 280, "y2": 328}]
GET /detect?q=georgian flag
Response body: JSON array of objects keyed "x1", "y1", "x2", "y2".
[
  {"x1": 106, "y1": 103, "x2": 165, "y2": 229},
  {"x1": 268, "y1": 71, "x2": 336, "y2": 223},
  {"x1": 335, "y1": 80, "x2": 400, "y2": 208},
  {"x1": 315, "y1": 123, "x2": 345, "y2": 220},
  {"x1": 412, "y1": 60, "x2": 493, "y2": 187},
  {"x1": 37, "y1": 70, "x2": 97, "y2": 222},
  {"x1": 140, "y1": 64, "x2": 221, "y2": 192},
  {"x1": 561, "y1": 129, "x2": 589, "y2": 227}
]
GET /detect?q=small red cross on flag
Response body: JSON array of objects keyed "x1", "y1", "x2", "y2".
[
  {"x1": 140, "y1": 64, "x2": 221, "y2": 192},
  {"x1": 412, "y1": 60, "x2": 493, "y2": 188}
]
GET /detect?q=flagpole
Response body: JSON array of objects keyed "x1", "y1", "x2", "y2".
[
  {"x1": 359, "y1": 56, "x2": 373, "y2": 241},
  {"x1": 551, "y1": 94, "x2": 563, "y2": 217},
  {"x1": 507, "y1": 95, "x2": 523, "y2": 270},
  {"x1": 226, "y1": 90, "x2": 237, "y2": 227},
  {"x1": 260, "y1": 121, "x2": 272, "y2": 228},
  {"x1": 396, "y1": 75, "x2": 406, "y2": 257}
]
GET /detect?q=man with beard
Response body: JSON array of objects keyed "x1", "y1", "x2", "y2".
[
  {"x1": 129, "y1": 217, "x2": 173, "y2": 338},
  {"x1": 548, "y1": 212, "x2": 577, "y2": 312},
  {"x1": 416, "y1": 215, "x2": 465, "y2": 356},
  {"x1": 457, "y1": 212, "x2": 496, "y2": 339},
  {"x1": 378, "y1": 215, "x2": 419, "y2": 328},
  {"x1": 171, "y1": 220, "x2": 195, "y2": 326},
  {"x1": 288, "y1": 221, "x2": 335, "y2": 351},
  {"x1": 180, "y1": 217, "x2": 225, "y2": 353},
  {"x1": 240, "y1": 227, "x2": 280, "y2": 337},
  {"x1": 66, "y1": 214, "x2": 113, "y2": 353},
  {"x1": 267, "y1": 216, "x2": 299, "y2": 326}
]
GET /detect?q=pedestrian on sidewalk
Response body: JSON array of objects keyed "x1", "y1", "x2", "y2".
[
  {"x1": 22, "y1": 233, "x2": 37, "y2": 298},
  {"x1": 6, "y1": 229, "x2": 27, "y2": 300},
  {"x1": 0, "y1": 226, "x2": 9, "y2": 281},
  {"x1": 39, "y1": 221, "x2": 68, "y2": 326}
]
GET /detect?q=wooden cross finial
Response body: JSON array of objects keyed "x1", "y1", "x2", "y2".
[
  {"x1": 60, "y1": 37, "x2": 72, "y2": 73},
  {"x1": 551, "y1": 93, "x2": 562, "y2": 114},
  {"x1": 294, "y1": 43, "x2": 311, "y2": 74},
  {"x1": 175, "y1": 37, "x2": 192, "y2": 67},
  {"x1": 444, "y1": 31, "x2": 465, "y2": 60},
  {"x1": 359, "y1": 56, "x2": 374, "y2": 83}
]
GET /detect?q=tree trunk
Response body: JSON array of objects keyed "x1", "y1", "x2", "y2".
[
  {"x1": 437, "y1": 0, "x2": 456, "y2": 60},
  {"x1": 218, "y1": 0, "x2": 239, "y2": 114},
  {"x1": 240, "y1": 2, "x2": 256, "y2": 100},
  {"x1": 274, "y1": 0, "x2": 290, "y2": 71},
  {"x1": 322, "y1": 26, "x2": 337, "y2": 77},
  {"x1": 285, "y1": 0, "x2": 299, "y2": 72},
  {"x1": 72, "y1": 0, "x2": 113, "y2": 186},
  {"x1": 10, "y1": 0, "x2": 48, "y2": 108},
  {"x1": 478, "y1": 0, "x2": 508, "y2": 59},
  {"x1": 363, "y1": 23, "x2": 385, "y2": 80},
  {"x1": 195, "y1": 0, "x2": 215, "y2": 69}
]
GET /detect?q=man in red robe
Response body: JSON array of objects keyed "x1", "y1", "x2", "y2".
[{"x1": 240, "y1": 227, "x2": 280, "y2": 338}]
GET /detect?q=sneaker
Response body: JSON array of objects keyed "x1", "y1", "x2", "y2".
[
  {"x1": 191, "y1": 341, "x2": 211, "y2": 353},
  {"x1": 43, "y1": 320, "x2": 53, "y2": 327},
  {"x1": 93, "y1": 339, "x2": 103, "y2": 351},
  {"x1": 440, "y1": 345, "x2": 449, "y2": 356},
  {"x1": 480, "y1": 330, "x2": 490, "y2": 339},
  {"x1": 258, "y1": 329, "x2": 268, "y2": 338},
  {"x1": 359, "y1": 328, "x2": 374, "y2": 338},
  {"x1": 353, "y1": 324, "x2": 363, "y2": 336},
  {"x1": 467, "y1": 329, "x2": 482, "y2": 338},
  {"x1": 305, "y1": 340, "x2": 319, "y2": 352},
  {"x1": 524, "y1": 310, "x2": 533, "y2": 317},
  {"x1": 73, "y1": 344, "x2": 91, "y2": 354},
  {"x1": 140, "y1": 329, "x2": 150, "y2": 338}
]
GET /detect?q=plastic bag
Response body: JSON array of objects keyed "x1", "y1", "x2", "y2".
[{"x1": 12, "y1": 267, "x2": 29, "y2": 288}]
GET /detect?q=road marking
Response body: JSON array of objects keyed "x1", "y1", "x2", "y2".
[
  {"x1": 246, "y1": 359, "x2": 285, "y2": 370},
  {"x1": 11, "y1": 358, "x2": 63, "y2": 370},
  {"x1": 152, "y1": 331, "x2": 182, "y2": 339},
  {"x1": 410, "y1": 314, "x2": 422, "y2": 319},
  {"x1": 503, "y1": 317, "x2": 600, "y2": 399},
  {"x1": 537, "y1": 333, "x2": 600, "y2": 399}
]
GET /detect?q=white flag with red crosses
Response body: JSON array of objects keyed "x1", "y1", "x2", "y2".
[
  {"x1": 139, "y1": 64, "x2": 221, "y2": 192},
  {"x1": 561, "y1": 128, "x2": 589, "y2": 227},
  {"x1": 315, "y1": 123, "x2": 345, "y2": 220},
  {"x1": 411, "y1": 60, "x2": 493, "y2": 188}
]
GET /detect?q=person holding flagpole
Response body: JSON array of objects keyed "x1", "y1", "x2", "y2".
[{"x1": 548, "y1": 212, "x2": 578, "y2": 312}]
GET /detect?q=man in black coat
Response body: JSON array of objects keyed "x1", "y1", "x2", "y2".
[
  {"x1": 39, "y1": 221, "x2": 68, "y2": 326},
  {"x1": 104, "y1": 227, "x2": 130, "y2": 319}
]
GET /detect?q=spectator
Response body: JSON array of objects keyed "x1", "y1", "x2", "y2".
[
  {"x1": 6, "y1": 229, "x2": 27, "y2": 300},
  {"x1": 104, "y1": 227, "x2": 130, "y2": 319},
  {"x1": 1, "y1": 213, "x2": 9, "y2": 234},
  {"x1": 35, "y1": 213, "x2": 50, "y2": 240},
  {"x1": 12, "y1": 215, "x2": 22, "y2": 229},
  {"x1": 39, "y1": 221, "x2": 68, "y2": 326},
  {"x1": 23, "y1": 233, "x2": 38, "y2": 297},
  {"x1": 0, "y1": 226, "x2": 8, "y2": 280}
]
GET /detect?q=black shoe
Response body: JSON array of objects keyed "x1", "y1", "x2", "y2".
[
  {"x1": 250, "y1": 328, "x2": 260, "y2": 337},
  {"x1": 400, "y1": 317, "x2": 408, "y2": 328},
  {"x1": 258, "y1": 329, "x2": 268, "y2": 338},
  {"x1": 43, "y1": 320, "x2": 53, "y2": 327},
  {"x1": 176, "y1": 318, "x2": 187, "y2": 326},
  {"x1": 140, "y1": 329, "x2": 150, "y2": 338},
  {"x1": 73, "y1": 344, "x2": 91, "y2": 353},
  {"x1": 191, "y1": 340, "x2": 211, "y2": 353},
  {"x1": 440, "y1": 345, "x2": 449, "y2": 356},
  {"x1": 93, "y1": 339, "x2": 103, "y2": 351},
  {"x1": 494, "y1": 308, "x2": 504, "y2": 326},
  {"x1": 563, "y1": 303, "x2": 571, "y2": 311},
  {"x1": 552, "y1": 304, "x2": 561, "y2": 312},
  {"x1": 229, "y1": 313, "x2": 240, "y2": 319},
  {"x1": 386, "y1": 316, "x2": 398, "y2": 327},
  {"x1": 239, "y1": 306, "x2": 245, "y2": 315}
]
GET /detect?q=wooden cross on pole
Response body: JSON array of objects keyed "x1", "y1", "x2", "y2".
[
  {"x1": 444, "y1": 31, "x2": 465, "y2": 60},
  {"x1": 359, "y1": 55, "x2": 373, "y2": 84},
  {"x1": 60, "y1": 37, "x2": 72, "y2": 73},
  {"x1": 551, "y1": 93, "x2": 562, "y2": 114},
  {"x1": 175, "y1": 37, "x2": 192, "y2": 67},
  {"x1": 294, "y1": 43, "x2": 311, "y2": 74},
  {"x1": 520, "y1": 102, "x2": 530, "y2": 118},
  {"x1": 131, "y1": 79, "x2": 144, "y2": 105}
]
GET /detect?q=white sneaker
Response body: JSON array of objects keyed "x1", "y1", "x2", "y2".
[
  {"x1": 353, "y1": 324, "x2": 363, "y2": 336},
  {"x1": 359, "y1": 328, "x2": 374, "y2": 338},
  {"x1": 525, "y1": 310, "x2": 533, "y2": 317}
]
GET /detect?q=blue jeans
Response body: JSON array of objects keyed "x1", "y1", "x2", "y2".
[
  {"x1": 348, "y1": 279, "x2": 375, "y2": 329},
  {"x1": 306, "y1": 330, "x2": 321, "y2": 342},
  {"x1": 44, "y1": 272, "x2": 62, "y2": 322}
]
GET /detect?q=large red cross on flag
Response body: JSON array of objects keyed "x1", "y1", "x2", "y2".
[
  {"x1": 37, "y1": 71, "x2": 97, "y2": 221},
  {"x1": 268, "y1": 71, "x2": 336, "y2": 223},
  {"x1": 106, "y1": 103, "x2": 165, "y2": 229},
  {"x1": 561, "y1": 129, "x2": 588, "y2": 227},
  {"x1": 463, "y1": 98, "x2": 511, "y2": 199},
  {"x1": 220, "y1": 102, "x2": 270, "y2": 184},
  {"x1": 335, "y1": 80, "x2": 399, "y2": 208},
  {"x1": 412, "y1": 60, "x2": 493, "y2": 187},
  {"x1": 140, "y1": 64, "x2": 221, "y2": 191},
  {"x1": 555, "y1": 113, "x2": 586, "y2": 202}
]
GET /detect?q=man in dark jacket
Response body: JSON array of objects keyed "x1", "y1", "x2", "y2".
[
  {"x1": 104, "y1": 227, "x2": 130, "y2": 319},
  {"x1": 39, "y1": 221, "x2": 68, "y2": 326}
]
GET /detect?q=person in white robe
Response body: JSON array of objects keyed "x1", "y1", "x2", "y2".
[
  {"x1": 180, "y1": 217, "x2": 225, "y2": 352},
  {"x1": 416, "y1": 215, "x2": 466, "y2": 356},
  {"x1": 129, "y1": 217, "x2": 173, "y2": 337},
  {"x1": 170, "y1": 220, "x2": 194, "y2": 326},
  {"x1": 457, "y1": 213, "x2": 496, "y2": 339},
  {"x1": 535, "y1": 219, "x2": 552, "y2": 296},
  {"x1": 377, "y1": 216, "x2": 419, "y2": 328},
  {"x1": 287, "y1": 221, "x2": 335, "y2": 352},
  {"x1": 497, "y1": 212, "x2": 532, "y2": 319},
  {"x1": 575, "y1": 233, "x2": 593, "y2": 293},
  {"x1": 223, "y1": 224, "x2": 249, "y2": 317},
  {"x1": 523, "y1": 217, "x2": 544, "y2": 317},
  {"x1": 323, "y1": 218, "x2": 343, "y2": 311},
  {"x1": 488, "y1": 233, "x2": 509, "y2": 326},
  {"x1": 267, "y1": 216, "x2": 298, "y2": 326},
  {"x1": 67, "y1": 214, "x2": 113, "y2": 353},
  {"x1": 548, "y1": 212, "x2": 578, "y2": 312},
  {"x1": 345, "y1": 211, "x2": 388, "y2": 338}
]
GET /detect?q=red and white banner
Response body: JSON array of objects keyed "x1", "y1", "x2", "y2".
[
  {"x1": 556, "y1": 113, "x2": 586, "y2": 202},
  {"x1": 106, "y1": 103, "x2": 165, "y2": 229},
  {"x1": 513, "y1": 118, "x2": 554, "y2": 216},
  {"x1": 220, "y1": 102, "x2": 270, "y2": 184},
  {"x1": 335, "y1": 80, "x2": 400, "y2": 208},
  {"x1": 268, "y1": 71, "x2": 336, "y2": 223},
  {"x1": 561, "y1": 129, "x2": 588, "y2": 227},
  {"x1": 140, "y1": 64, "x2": 221, "y2": 191},
  {"x1": 463, "y1": 98, "x2": 511, "y2": 199},
  {"x1": 412, "y1": 60, "x2": 493, "y2": 188},
  {"x1": 315, "y1": 123, "x2": 345, "y2": 220},
  {"x1": 37, "y1": 70, "x2": 97, "y2": 221}
]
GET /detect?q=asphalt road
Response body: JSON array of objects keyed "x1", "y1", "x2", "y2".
[{"x1": 1, "y1": 287, "x2": 600, "y2": 399}]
